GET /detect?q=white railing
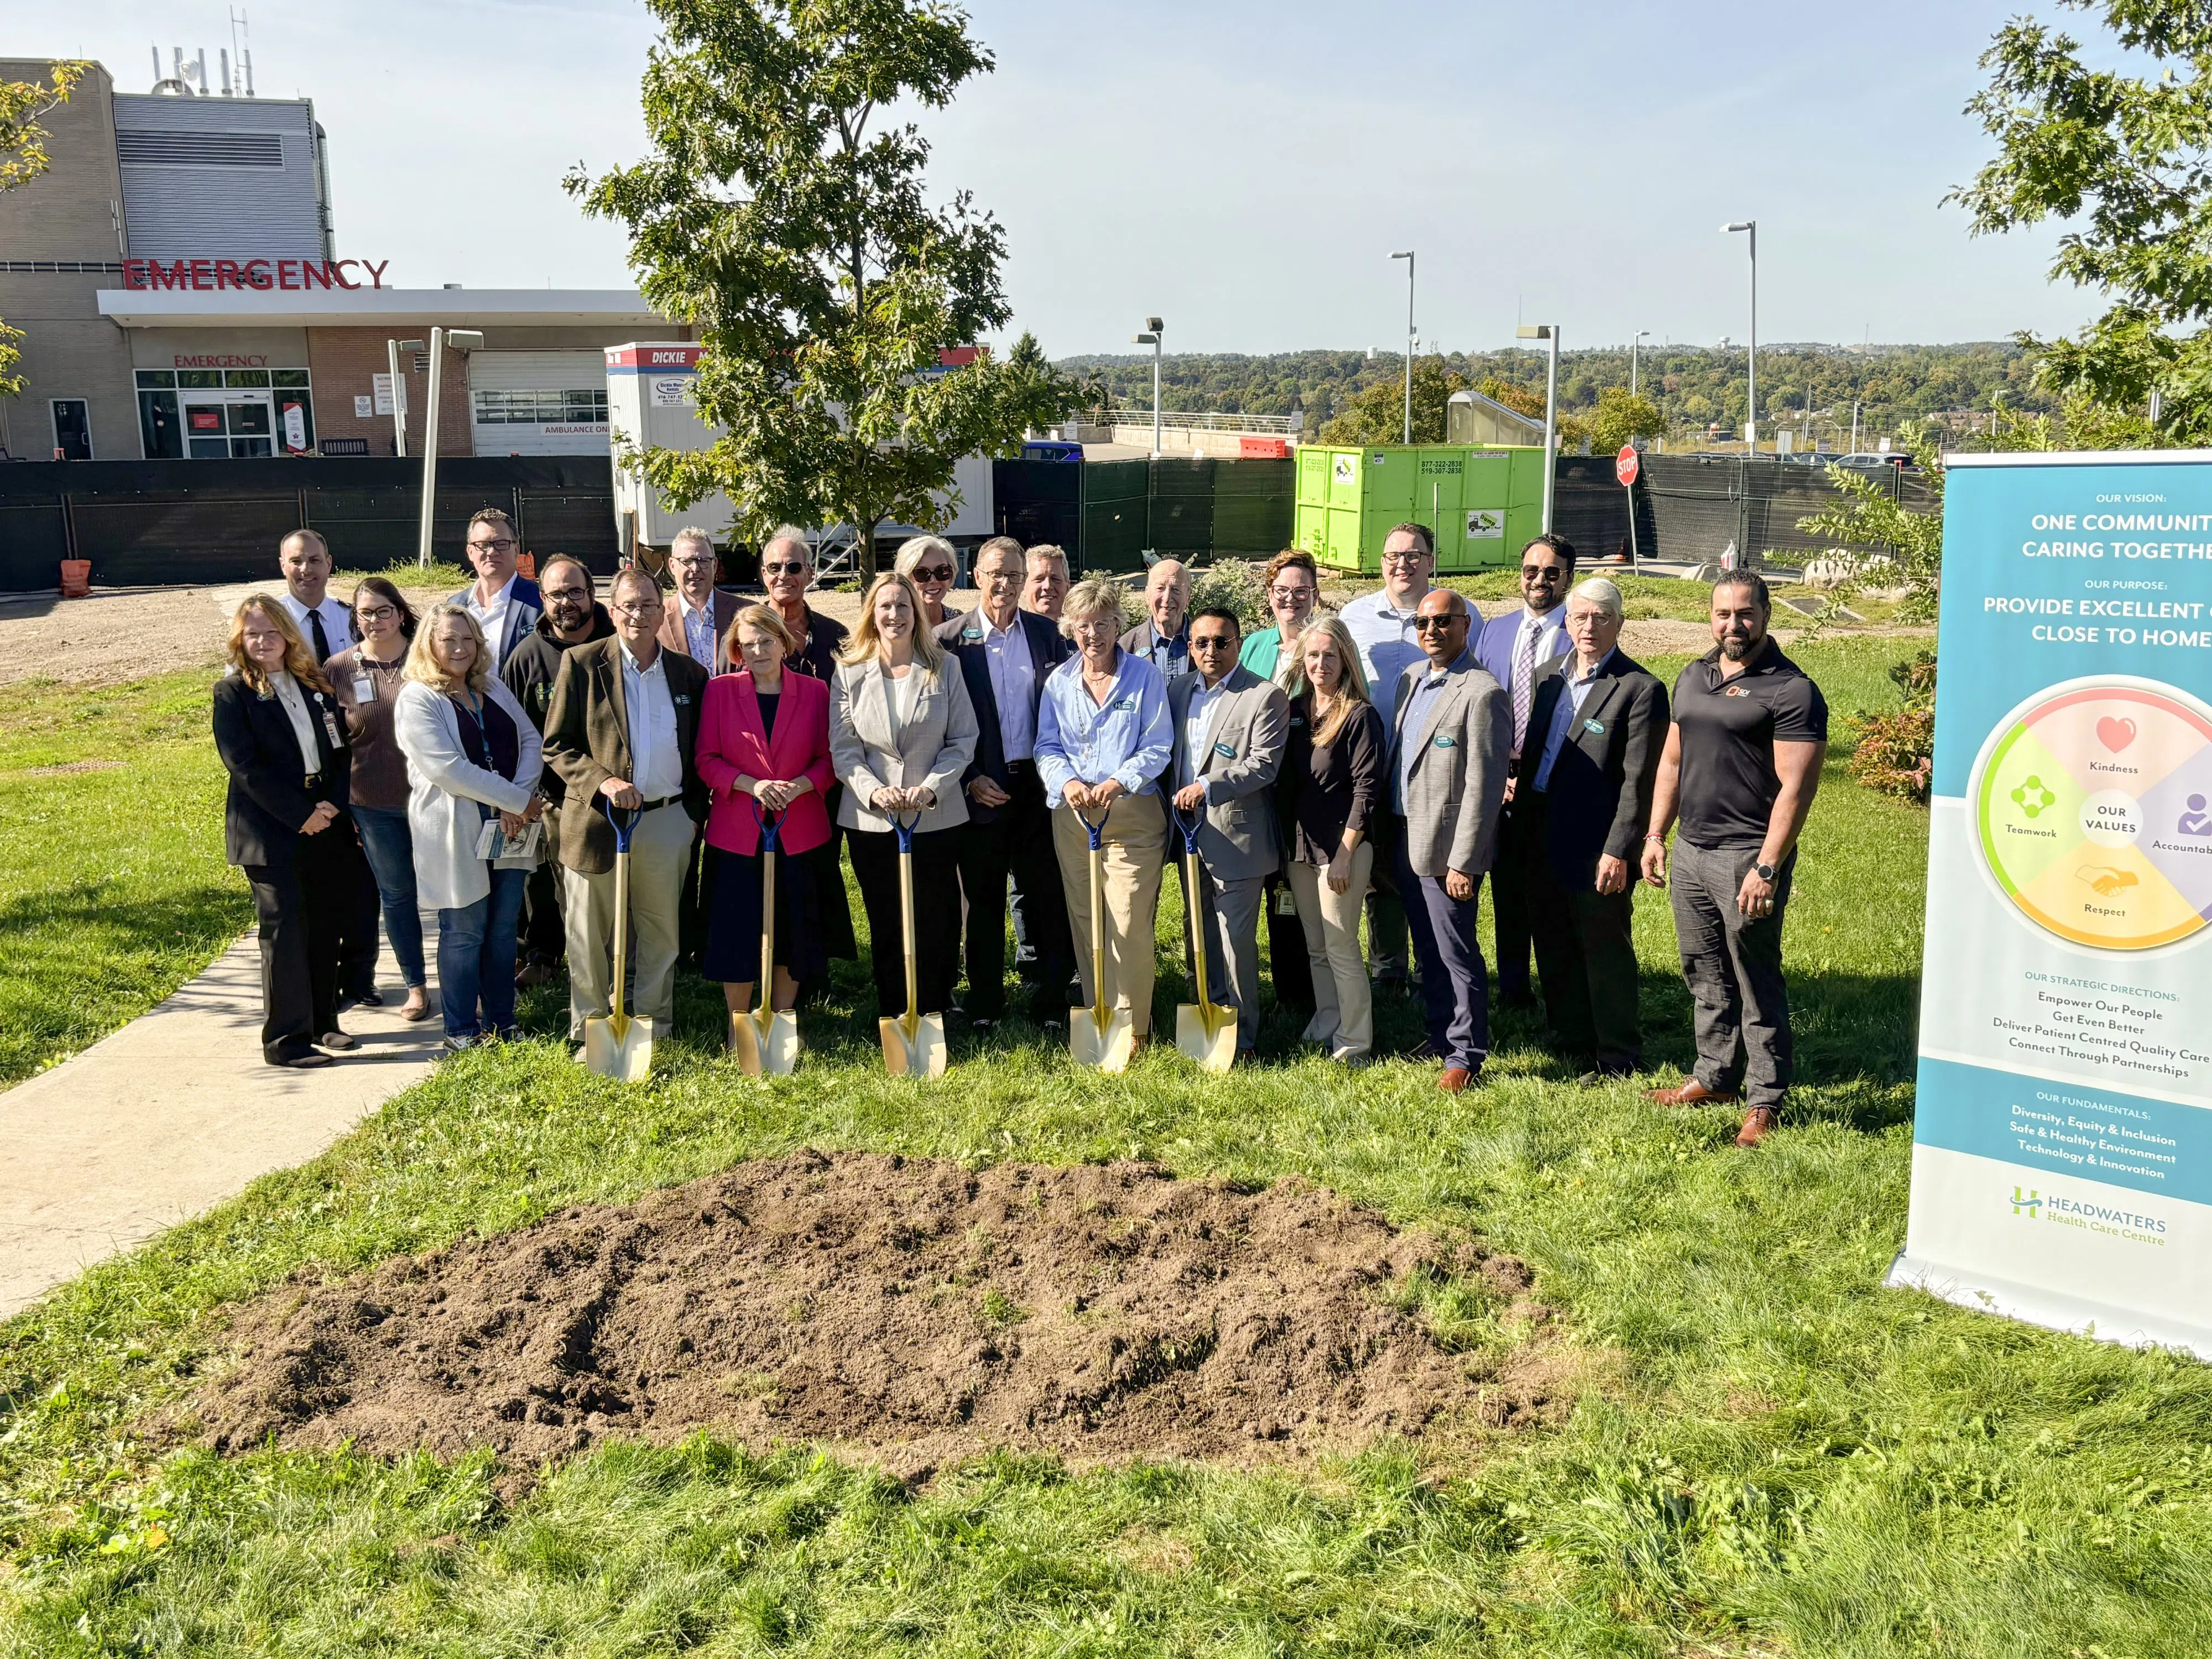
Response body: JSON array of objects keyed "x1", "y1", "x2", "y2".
[{"x1": 1107, "y1": 408, "x2": 1299, "y2": 434}]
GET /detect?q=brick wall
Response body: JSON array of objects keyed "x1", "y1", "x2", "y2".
[{"x1": 306, "y1": 328, "x2": 474, "y2": 457}]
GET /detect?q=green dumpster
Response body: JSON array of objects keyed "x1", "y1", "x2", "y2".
[{"x1": 1292, "y1": 443, "x2": 1545, "y2": 575}]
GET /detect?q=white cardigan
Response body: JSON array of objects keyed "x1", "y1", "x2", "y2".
[{"x1": 393, "y1": 677, "x2": 541, "y2": 911}]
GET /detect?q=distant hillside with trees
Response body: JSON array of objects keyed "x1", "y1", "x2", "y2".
[{"x1": 1054, "y1": 342, "x2": 2053, "y2": 450}]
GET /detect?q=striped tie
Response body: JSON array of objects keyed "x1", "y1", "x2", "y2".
[{"x1": 1511, "y1": 617, "x2": 1538, "y2": 754}]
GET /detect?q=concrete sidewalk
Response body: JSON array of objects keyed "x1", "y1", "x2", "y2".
[{"x1": 0, "y1": 930, "x2": 445, "y2": 1318}]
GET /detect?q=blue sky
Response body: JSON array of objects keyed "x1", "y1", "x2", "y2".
[{"x1": 32, "y1": 0, "x2": 2107, "y2": 355}]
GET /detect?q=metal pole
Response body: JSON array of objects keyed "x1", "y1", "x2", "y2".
[
  {"x1": 416, "y1": 326, "x2": 444, "y2": 568},
  {"x1": 1151, "y1": 331, "x2": 1161, "y2": 458},
  {"x1": 387, "y1": 338, "x2": 407, "y2": 458},
  {"x1": 1851, "y1": 399, "x2": 1860, "y2": 455},
  {"x1": 1404, "y1": 252, "x2": 1415, "y2": 445},
  {"x1": 1746, "y1": 223, "x2": 1759, "y2": 454},
  {"x1": 1542, "y1": 328, "x2": 1559, "y2": 534},
  {"x1": 1632, "y1": 330, "x2": 1648, "y2": 399}
]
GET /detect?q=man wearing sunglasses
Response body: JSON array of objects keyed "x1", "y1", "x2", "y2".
[
  {"x1": 759, "y1": 527, "x2": 849, "y2": 684},
  {"x1": 1475, "y1": 534, "x2": 1578, "y2": 1013},
  {"x1": 1385, "y1": 586, "x2": 1511, "y2": 1092},
  {"x1": 448, "y1": 508, "x2": 544, "y2": 670}
]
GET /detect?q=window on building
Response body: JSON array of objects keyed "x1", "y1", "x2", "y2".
[
  {"x1": 135, "y1": 369, "x2": 177, "y2": 389},
  {"x1": 225, "y1": 368, "x2": 272, "y2": 388},
  {"x1": 472, "y1": 389, "x2": 610, "y2": 424},
  {"x1": 271, "y1": 369, "x2": 311, "y2": 388},
  {"x1": 176, "y1": 370, "x2": 223, "y2": 389}
]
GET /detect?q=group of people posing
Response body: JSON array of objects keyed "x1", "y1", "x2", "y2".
[{"x1": 213, "y1": 509, "x2": 1827, "y2": 1148}]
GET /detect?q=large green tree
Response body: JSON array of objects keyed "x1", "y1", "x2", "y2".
[
  {"x1": 1957, "y1": 1, "x2": 2212, "y2": 441},
  {"x1": 568, "y1": 1, "x2": 1054, "y2": 577},
  {"x1": 0, "y1": 62, "x2": 86, "y2": 397}
]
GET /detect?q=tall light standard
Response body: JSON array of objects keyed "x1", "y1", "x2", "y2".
[
  {"x1": 1390, "y1": 250, "x2": 1415, "y2": 444},
  {"x1": 1516, "y1": 324, "x2": 1560, "y2": 534},
  {"x1": 1723, "y1": 220, "x2": 1757, "y2": 453},
  {"x1": 386, "y1": 336, "x2": 423, "y2": 458},
  {"x1": 1131, "y1": 316, "x2": 1164, "y2": 456},
  {"x1": 414, "y1": 326, "x2": 484, "y2": 567},
  {"x1": 1631, "y1": 329, "x2": 1651, "y2": 399}
]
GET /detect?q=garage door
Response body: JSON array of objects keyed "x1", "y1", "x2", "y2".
[{"x1": 469, "y1": 351, "x2": 611, "y2": 457}]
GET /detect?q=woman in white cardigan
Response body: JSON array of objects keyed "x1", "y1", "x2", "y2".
[{"x1": 394, "y1": 603, "x2": 542, "y2": 1051}]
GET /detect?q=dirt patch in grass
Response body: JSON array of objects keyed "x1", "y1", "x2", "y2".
[{"x1": 194, "y1": 1150, "x2": 1567, "y2": 1476}]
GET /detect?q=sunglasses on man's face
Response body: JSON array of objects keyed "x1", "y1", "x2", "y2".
[
  {"x1": 1191, "y1": 634, "x2": 1237, "y2": 653},
  {"x1": 1414, "y1": 614, "x2": 1462, "y2": 633},
  {"x1": 1521, "y1": 564, "x2": 1566, "y2": 580},
  {"x1": 763, "y1": 560, "x2": 809, "y2": 577}
]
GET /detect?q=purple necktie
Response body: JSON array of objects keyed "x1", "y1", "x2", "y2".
[{"x1": 1511, "y1": 618, "x2": 1538, "y2": 754}]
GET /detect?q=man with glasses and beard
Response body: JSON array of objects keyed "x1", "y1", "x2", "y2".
[
  {"x1": 1640, "y1": 573, "x2": 1828, "y2": 1149},
  {"x1": 502, "y1": 555, "x2": 614, "y2": 987},
  {"x1": 1475, "y1": 534, "x2": 1577, "y2": 1014},
  {"x1": 449, "y1": 508, "x2": 543, "y2": 670}
]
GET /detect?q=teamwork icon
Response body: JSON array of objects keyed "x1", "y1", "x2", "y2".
[{"x1": 1971, "y1": 677, "x2": 2212, "y2": 951}]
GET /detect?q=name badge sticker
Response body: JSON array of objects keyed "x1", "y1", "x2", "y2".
[
  {"x1": 1213, "y1": 740, "x2": 1236, "y2": 758},
  {"x1": 962, "y1": 628, "x2": 983, "y2": 641},
  {"x1": 321, "y1": 708, "x2": 346, "y2": 748},
  {"x1": 1583, "y1": 718, "x2": 1605, "y2": 734},
  {"x1": 1432, "y1": 734, "x2": 1457, "y2": 749},
  {"x1": 675, "y1": 693, "x2": 692, "y2": 706},
  {"x1": 352, "y1": 675, "x2": 375, "y2": 703}
]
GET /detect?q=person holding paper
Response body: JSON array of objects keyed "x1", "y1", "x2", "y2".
[{"x1": 394, "y1": 603, "x2": 543, "y2": 1052}]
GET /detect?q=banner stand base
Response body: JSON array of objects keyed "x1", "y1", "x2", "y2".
[{"x1": 1885, "y1": 1249, "x2": 2212, "y2": 1361}]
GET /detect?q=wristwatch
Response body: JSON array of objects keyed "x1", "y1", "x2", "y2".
[{"x1": 1753, "y1": 862, "x2": 1777, "y2": 883}]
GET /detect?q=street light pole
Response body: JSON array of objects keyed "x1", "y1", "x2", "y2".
[
  {"x1": 1724, "y1": 221, "x2": 1757, "y2": 453},
  {"x1": 414, "y1": 327, "x2": 484, "y2": 567},
  {"x1": 387, "y1": 336, "x2": 420, "y2": 458},
  {"x1": 1516, "y1": 324, "x2": 1559, "y2": 534},
  {"x1": 1631, "y1": 329, "x2": 1650, "y2": 399},
  {"x1": 1131, "y1": 317, "x2": 1164, "y2": 456},
  {"x1": 1391, "y1": 250, "x2": 1415, "y2": 444}
]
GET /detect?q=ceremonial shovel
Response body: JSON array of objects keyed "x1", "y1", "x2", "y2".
[
  {"x1": 581, "y1": 799, "x2": 654, "y2": 1081},
  {"x1": 1069, "y1": 802, "x2": 1135, "y2": 1072},
  {"x1": 729, "y1": 800, "x2": 799, "y2": 1076},
  {"x1": 878, "y1": 811, "x2": 947, "y2": 1077},
  {"x1": 1171, "y1": 803, "x2": 1237, "y2": 1071}
]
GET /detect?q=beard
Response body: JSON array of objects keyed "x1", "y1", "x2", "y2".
[{"x1": 1719, "y1": 632, "x2": 1760, "y2": 662}]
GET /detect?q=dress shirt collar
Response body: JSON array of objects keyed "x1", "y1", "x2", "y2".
[
  {"x1": 980, "y1": 605, "x2": 1025, "y2": 638},
  {"x1": 618, "y1": 638, "x2": 663, "y2": 677},
  {"x1": 473, "y1": 573, "x2": 518, "y2": 609},
  {"x1": 1567, "y1": 646, "x2": 1616, "y2": 686},
  {"x1": 675, "y1": 587, "x2": 714, "y2": 619}
]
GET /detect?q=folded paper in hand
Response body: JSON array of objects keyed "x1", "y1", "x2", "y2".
[{"x1": 474, "y1": 818, "x2": 543, "y2": 867}]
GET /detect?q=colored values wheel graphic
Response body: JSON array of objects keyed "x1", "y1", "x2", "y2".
[{"x1": 1973, "y1": 679, "x2": 2212, "y2": 950}]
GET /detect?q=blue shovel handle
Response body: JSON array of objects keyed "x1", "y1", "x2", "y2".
[
  {"x1": 597, "y1": 794, "x2": 642, "y2": 853},
  {"x1": 1076, "y1": 801, "x2": 1112, "y2": 851},
  {"x1": 891, "y1": 809, "x2": 921, "y2": 853},
  {"x1": 748, "y1": 793, "x2": 782, "y2": 855},
  {"x1": 1171, "y1": 799, "x2": 1206, "y2": 855}
]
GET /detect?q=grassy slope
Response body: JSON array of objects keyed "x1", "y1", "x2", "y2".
[{"x1": 3, "y1": 639, "x2": 2209, "y2": 1657}]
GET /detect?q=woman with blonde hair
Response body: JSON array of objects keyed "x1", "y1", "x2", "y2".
[
  {"x1": 893, "y1": 534, "x2": 966, "y2": 629},
  {"x1": 1035, "y1": 576, "x2": 1174, "y2": 1048},
  {"x1": 831, "y1": 570, "x2": 979, "y2": 1021},
  {"x1": 212, "y1": 594, "x2": 371, "y2": 1067},
  {"x1": 393, "y1": 602, "x2": 542, "y2": 1051},
  {"x1": 1276, "y1": 617, "x2": 1386, "y2": 1063}
]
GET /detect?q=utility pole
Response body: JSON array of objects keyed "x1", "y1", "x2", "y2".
[
  {"x1": 1391, "y1": 251, "x2": 1415, "y2": 444},
  {"x1": 414, "y1": 327, "x2": 483, "y2": 566},
  {"x1": 1724, "y1": 220, "x2": 1757, "y2": 453},
  {"x1": 1632, "y1": 329, "x2": 1650, "y2": 399},
  {"x1": 1131, "y1": 317, "x2": 1165, "y2": 456}
]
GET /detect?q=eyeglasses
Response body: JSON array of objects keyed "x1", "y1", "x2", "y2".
[
  {"x1": 763, "y1": 561, "x2": 810, "y2": 577},
  {"x1": 1381, "y1": 550, "x2": 1430, "y2": 566},
  {"x1": 670, "y1": 554, "x2": 716, "y2": 568},
  {"x1": 543, "y1": 586, "x2": 591, "y2": 602},
  {"x1": 610, "y1": 599, "x2": 664, "y2": 618},
  {"x1": 1269, "y1": 584, "x2": 1314, "y2": 601},
  {"x1": 468, "y1": 538, "x2": 517, "y2": 555},
  {"x1": 1413, "y1": 615, "x2": 1462, "y2": 633},
  {"x1": 355, "y1": 604, "x2": 398, "y2": 623},
  {"x1": 911, "y1": 565, "x2": 954, "y2": 583}
]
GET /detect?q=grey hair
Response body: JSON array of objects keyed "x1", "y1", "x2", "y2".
[
  {"x1": 1569, "y1": 576, "x2": 1624, "y2": 621},
  {"x1": 1059, "y1": 576, "x2": 1125, "y2": 637},
  {"x1": 670, "y1": 526, "x2": 716, "y2": 558},
  {"x1": 895, "y1": 534, "x2": 963, "y2": 585},
  {"x1": 761, "y1": 525, "x2": 813, "y2": 562}
]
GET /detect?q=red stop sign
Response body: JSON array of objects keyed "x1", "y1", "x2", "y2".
[{"x1": 1615, "y1": 444, "x2": 1640, "y2": 487}]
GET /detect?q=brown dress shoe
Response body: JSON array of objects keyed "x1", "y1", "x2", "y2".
[
  {"x1": 1735, "y1": 1107, "x2": 1780, "y2": 1147},
  {"x1": 1645, "y1": 1078, "x2": 1742, "y2": 1108},
  {"x1": 1439, "y1": 1066, "x2": 1473, "y2": 1093}
]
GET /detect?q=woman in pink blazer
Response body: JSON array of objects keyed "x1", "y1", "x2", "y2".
[{"x1": 696, "y1": 604, "x2": 836, "y2": 1032}]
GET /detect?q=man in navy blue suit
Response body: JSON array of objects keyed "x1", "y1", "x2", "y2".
[
  {"x1": 938, "y1": 535, "x2": 1075, "y2": 1027},
  {"x1": 448, "y1": 508, "x2": 544, "y2": 671}
]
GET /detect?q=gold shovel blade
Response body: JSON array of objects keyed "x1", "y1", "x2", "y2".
[
  {"x1": 1071, "y1": 1004, "x2": 1135, "y2": 1072},
  {"x1": 880, "y1": 1013, "x2": 947, "y2": 1078},
  {"x1": 582, "y1": 1011, "x2": 654, "y2": 1082},
  {"x1": 730, "y1": 1009, "x2": 801, "y2": 1077},
  {"x1": 1175, "y1": 1001, "x2": 1238, "y2": 1072}
]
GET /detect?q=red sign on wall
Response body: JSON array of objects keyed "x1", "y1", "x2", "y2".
[{"x1": 122, "y1": 257, "x2": 391, "y2": 293}]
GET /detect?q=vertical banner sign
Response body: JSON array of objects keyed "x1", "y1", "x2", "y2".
[{"x1": 1888, "y1": 452, "x2": 2212, "y2": 1354}]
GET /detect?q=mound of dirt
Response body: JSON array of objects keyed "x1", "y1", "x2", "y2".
[{"x1": 197, "y1": 1151, "x2": 1565, "y2": 1474}]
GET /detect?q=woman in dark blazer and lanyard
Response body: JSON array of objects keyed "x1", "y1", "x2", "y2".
[{"x1": 212, "y1": 594, "x2": 369, "y2": 1067}]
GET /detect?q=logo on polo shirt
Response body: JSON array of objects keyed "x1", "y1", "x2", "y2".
[{"x1": 1724, "y1": 686, "x2": 1750, "y2": 698}]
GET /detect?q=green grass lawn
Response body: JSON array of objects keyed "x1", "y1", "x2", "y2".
[{"x1": 4, "y1": 638, "x2": 2209, "y2": 1657}]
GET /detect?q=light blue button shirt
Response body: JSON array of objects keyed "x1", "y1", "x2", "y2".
[
  {"x1": 1036, "y1": 649, "x2": 1173, "y2": 807},
  {"x1": 1394, "y1": 667, "x2": 1453, "y2": 814},
  {"x1": 1340, "y1": 588, "x2": 1427, "y2": 703},
  {"x1": 1180, "y1": 676, "x2": 1227, "y2": 795},
  {"x1": 972, "y1": 611, "x2": 1037, "y2": 761},
  {"x1": 1533, "y1": 650, "x2": 1613, "y2": 791}
]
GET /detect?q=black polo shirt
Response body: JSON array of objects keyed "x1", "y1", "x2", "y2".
[{"x1": 1671, "y1": 639, "x2": 1828, "y2": 850}]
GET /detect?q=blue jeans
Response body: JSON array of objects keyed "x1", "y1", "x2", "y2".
[
  {"x1": 351, "y1": 804, "x2": 427, "y2": 987},
  {"x1": 437, "y1": 865, "x2": 528, "y2": 1039}
]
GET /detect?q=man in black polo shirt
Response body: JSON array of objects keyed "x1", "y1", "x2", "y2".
[{"x1": 1639, "y1": 572, "x2": 1827, "y2": 1147}]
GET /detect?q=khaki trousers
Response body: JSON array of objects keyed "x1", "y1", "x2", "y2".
[
  {"x1": 1052, "y1": 792, "x2": 1167, "y2": 1037},
  {"x1": 562, "y1": 802, "x2": 692, "y2": 1037},
  {"x1": 1287, "y1": 842, "x2": 1375, "y2": 1061}
]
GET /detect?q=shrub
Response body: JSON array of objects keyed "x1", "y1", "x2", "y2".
[
  {"x1": 1845, "y1": 650, "x2": 1936, "y2": 804},
  {"x1": 1186, "y1": 559, "x2": 1269, "y2": 632}
]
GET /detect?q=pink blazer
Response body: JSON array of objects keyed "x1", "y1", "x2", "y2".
[{"x1": 697, "y1": 670, "x2": 834, "y2": 856}]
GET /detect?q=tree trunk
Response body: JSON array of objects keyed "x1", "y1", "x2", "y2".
[{"x1": 857, "y1": 521, "x2": 878, "y2": 583}]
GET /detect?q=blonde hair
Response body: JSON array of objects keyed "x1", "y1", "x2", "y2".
[
  {"x1": 1059, "y1": 576, "x2": 1125, "y2": 638},
  {"x1": 839, "y1": 571, "x2": 946, "y2": 674},
  {"x1": 1284, "y1": 617, "x2": 1371, "y2": 748},
  {"x1": 727, "y1": 602, "x2": 798, "y2": 664},
  {"x1": 226, "y1": 594, "x2": 332, "y2": 695},
  {"x1": 404, "y1": 602, "x2": 494, "y2": 696},
  {"x1": 894, "y1": 534, "x2": 962, "y2": 586}
]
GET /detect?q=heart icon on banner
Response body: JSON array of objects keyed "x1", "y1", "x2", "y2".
[{"x1": 2096, "y1": 716, "x2": 2138, "y2": 752}]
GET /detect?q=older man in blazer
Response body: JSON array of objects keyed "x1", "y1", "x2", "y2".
[
  {"x1": 1389, "y1": 587, "x2": 1512, "y2": 1092},
  {"x1": 1512, "y1": 576, "x2": 1667, "y2": 1081},
  {"x1": 938, "y1": 536, "x2": 1074, "y2": 1026},
  {"x1": 541, "y1": 566, "x2": 711, "y2": 1045},
  {"x1": 448, "y1": 508, "x2": 544, "y2": 670},
  {"x1": 1166, "y1": 607, "x2": 1290, "y2": 1057},
  {"x1": 658, "y1": 526, "x2": 743, "y2": 674}
]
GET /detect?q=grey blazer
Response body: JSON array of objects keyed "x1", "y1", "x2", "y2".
[
  {"x1": 1165, "y1": 665, "x2": 1288, "y2": 881},
  {"x1": 1387, "y1": 650, "x2": 1512, "y2": 880},
  {"x1": 830, "y1": 655, "x2": 979, "y2": 834}
]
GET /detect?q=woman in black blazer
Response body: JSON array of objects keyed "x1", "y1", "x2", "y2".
[{"x1": 213, "y1": 594, "x2": 370, "y2": 1067}]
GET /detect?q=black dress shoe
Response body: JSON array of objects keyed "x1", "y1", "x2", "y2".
[
  {"x1": 265, "y1": 1046, "x2": 332, "y2": 1069},
  {"x1": 351, "y1": 987, "x2": 385, "y2": 1008}
]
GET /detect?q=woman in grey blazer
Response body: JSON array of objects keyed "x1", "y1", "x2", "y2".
[{"x1": 831, "y1": 571, "x2": 979, "y2": 1020}]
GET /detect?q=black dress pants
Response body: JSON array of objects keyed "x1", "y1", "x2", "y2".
[
  {"x1": 1521, "y1": 794, "x2": 1643, "y2": 1072},
  {"x1": 337, "y1": 842, "x2": 382, "y2": 997},
  {"x1": 955, "y1": 763, "x2": 1073, "y2": 1019},
  {"x1": 1490, "y1": 800, "x2": 1538, "y2": 1002},
  {"x1": 242, "y1": 818, "x2": 361, "y2": 1062},
  {"x1": 848, "y1": 822, "x2": 962, "y2": 1018},
  {"x1": 1265, "y1": 872, "x2": 1314, "y2": 1018}
]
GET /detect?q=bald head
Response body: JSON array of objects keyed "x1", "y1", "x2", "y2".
[{"x1": 1145, "y1": 558, "x2": 1191, "y2": 638}]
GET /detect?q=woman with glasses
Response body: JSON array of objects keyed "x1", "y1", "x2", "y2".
[
  {"x1": 1239, "y1": 549, "x2": 1321, "y2": 683},
  {"x1": 325, "y1": 577, "x2": 431, "y2": 1022},
  {"x1": 1035, "y1": 578, "x2": 1175, "y2": 1051},
  {"x1": 394, "y1": 604, "x2": 543, "y2": 1051},
  {"x1": 1277, "y1": 619, "x2": 1386, "y2": 1065},
  {"x1": 894, "y1": 535, "x2": 966, "y2": 630},
  {"x1": 831, "y1": 571, "x2": 979, "y2": 1022}
]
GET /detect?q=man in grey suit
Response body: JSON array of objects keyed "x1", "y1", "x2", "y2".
[
  {"x1": 1388, "y1": 587, "x2": 1512, "y2": 1092},
  {"x1": 1166, "y1": 607, "x2": 1289, "y2": 1057}
]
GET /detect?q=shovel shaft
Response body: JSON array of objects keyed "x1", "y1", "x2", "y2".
[
  {"x1": 758, "y1": 846, "x2": 776, "y2": 1015},
  {"x1": 899, "y1": 843, "x2": 921, "y2": 1029},
  {"x1": 609, "y1": 846, "x2": 630, "y2": 1024},
  {"x1": 1087, "y1": 838, "x2": 1109, "y2": 1027},
  {"x1": 1183, "y1": 849, "x2": 1213, "y2": 1011}
]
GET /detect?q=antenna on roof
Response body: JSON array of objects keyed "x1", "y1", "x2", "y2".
[{"x1": 232, "y1": 9, "x2": 255, "y2": 97}]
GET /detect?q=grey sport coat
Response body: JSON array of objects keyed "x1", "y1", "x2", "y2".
[
  {"x1": 1165, "y1": 664, "x2": 1289, "y2": 881},
  {"x1": 830, "y1": 655, "x2": 980, "y2": 835},
  {"x1": 1387, "y1": 649, "x2": 1512, "y2": 880}
]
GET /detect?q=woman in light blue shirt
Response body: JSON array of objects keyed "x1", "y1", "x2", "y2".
[{"x1": 1036, "y1": 577, "x2": 1174, "y2": 1045}]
